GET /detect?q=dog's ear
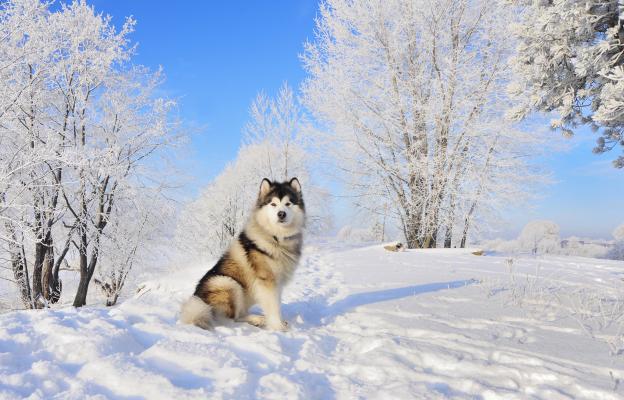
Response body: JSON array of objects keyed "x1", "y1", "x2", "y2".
[
  {"x1": 259, "y1": 178, "x2": 272, "y2": 197},
  {"x1": 289, "y1": 177, "x2": 301, "y2": 193}
]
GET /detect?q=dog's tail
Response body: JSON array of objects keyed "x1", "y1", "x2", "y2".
[{"x1": 179, "y1": 295, "x2": 213, "y2": 329}]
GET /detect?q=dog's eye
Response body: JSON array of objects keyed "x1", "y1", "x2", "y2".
[
  {"x1": 270, "y1": 203, "x2": 277, "y2": 207},
  {"x1": 285, "y1": 202, "x2": 292, "y2": 207}
]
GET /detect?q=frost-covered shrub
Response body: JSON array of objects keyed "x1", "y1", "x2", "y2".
[
  {"x1": 608, "y1": 224, "x2": 624, "y2": 261},
  {"x1": 517, "y1": 221, "x2": 560, "y2": 255},
  {"x1": 336, "y1": 225, "x2": 378, "y2": 243},
  {"x1": 613, "y1": 224, "x2": 624, "y2": 242},
  {"x1": 558, "y1": 237, "x2": 609, "y2": 259},
  {"x1": 480, "y1": 238, "x2": 520, "y2": 254},
  {"x1": 607, "y1": 242, "x2": 624, "y2": 261}
]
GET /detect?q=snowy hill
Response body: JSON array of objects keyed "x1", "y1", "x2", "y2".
[{"x1": 1, "y1": 243, "x2": 623, "y2": 399}]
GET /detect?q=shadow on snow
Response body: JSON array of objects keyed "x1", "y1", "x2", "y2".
[{"x1": 285, "y1": 279, "x2": 477, "y2": 326}]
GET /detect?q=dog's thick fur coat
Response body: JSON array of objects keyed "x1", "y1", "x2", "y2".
[{"x1": 180, "y1": 178, "x2": 305, "y2": 330}]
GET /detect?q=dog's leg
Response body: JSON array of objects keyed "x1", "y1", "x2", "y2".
[{"x1": 255, "y1": 283, "x2": 287, "y2": 331}]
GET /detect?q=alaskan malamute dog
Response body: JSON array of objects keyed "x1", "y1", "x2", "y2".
[{"x1": 180, "y1": 178, "x2": 305, "y2": 330}]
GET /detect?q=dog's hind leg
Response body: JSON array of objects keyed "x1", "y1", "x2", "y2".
[
  {"x1": 208, "y1": 284, "x2": 245, "y2": 320},
  {"x1": 193, "y1": 276, "x2": 246, "y2": 323}
]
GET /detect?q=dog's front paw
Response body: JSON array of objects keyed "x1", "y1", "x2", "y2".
[
  {"x1": 266, "y1": 319, "x2": 289, "y2": 332},
  {"x1": 243, "y1": 314, "x2": 265, "y2": 327}
]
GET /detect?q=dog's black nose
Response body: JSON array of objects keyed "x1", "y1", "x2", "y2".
[{"x1": 277, "y1": 211, "x2": 286, "y2": 220}]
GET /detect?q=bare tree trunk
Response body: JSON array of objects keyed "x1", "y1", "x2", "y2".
[
  {"x1": 41, "y1": 240, "x2": 54, "y2": 301},
  {"x1": 32, "y1": 240, "x2": 45, "y2": 308},
  {"x1": 72, "y1": 175, "x2": 112, "y2": 307},
  {"x1": 11, "y1": 242, "x2": 32, "y2": 308},
  {"x1": 73, "y1": 219, "x2": 90, "y2": 307},
  {"x1": 50, "y1": 231, "x2": 72, "y2": 304},
  {"x1": 405, "y1": 228, "x2": 420, "y2": 249},
  {"x1": 460, "y1": 210, "x2": 473, "y2": 248},
  {"x1": 3, "y1": 208, "x2": 33, "y2": 308},
  {"x1": 402, "y1": 203, "x2": 422, "y2": 249},
  {"x1": 460, "y1": 136, "x2": 499, "y2": 248},
  {"x1": 31, "y1": 231, "x2": 57, "y2": 307},
  {"x1": 444, "y1": 226, "x2": 453, "y2": 248},
  {"x1": 443, "y1": 192, "x2": 457, "y2": 248},
  {"x1": 423, "y1": 233, "x2": 436, "y2": 249},
  {"x1": 73, "y1": 273, "x2": 90, "y2": 307}
]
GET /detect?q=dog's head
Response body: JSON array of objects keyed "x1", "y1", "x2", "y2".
[{"x1": 255, "y1": 178, "x2": 305, "y2": 234}]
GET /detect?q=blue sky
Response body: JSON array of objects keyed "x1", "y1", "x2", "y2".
[
  {"x1": 90, "y1": 0, "x2": 624, "y2": 240},
  {"x1": 89, "y1": 0, "x2": 318, "y2": 181}
]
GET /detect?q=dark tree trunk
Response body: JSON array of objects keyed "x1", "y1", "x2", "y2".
[
  {"x1": 460, "y1": 215, "x2": 471, "y2": 248},
  {"x1": 73, "y1": 255, "x2": 98, "y2": 307},
  {"x1": 31, "y1": 232, "x2": 58, "y2": 307},
  {"x1": 32, "y1": 241, "x2": 46, "y2": 308},
  {"x1": 460, "y1": 232, "x2": 467, "y2": 248},
  {"x1": 73, "y1": 227, "x2": 101, "y2": 307},
  {"x1": 11, "y1": 245, "x2": 32, "y2": 308},
  {"x1": 405, "y1": 231, "x2": 420, "y2": 249},
  {"x1": 423, "y1": 232, "x2": 437, "y2": 249},
  {"x1": 73, "y1": 273, "x2": 90, "y2": 307},
  {"x1": 5, "y1": 218, "x2": 33, "y2": 308},
  {"x1": 71, "y1": 174, "x2": 113, "y2": 307},
  {"x1": 444, "y1": 227, "x2": 453, "y2": 248},
  {"x1": 73, "y1": 226, "x2": 90, "y2": 307},
  {"x1": 403, "y1": 210, "x2": 422, "y2": 249},
  {"x1": 41, "y1": 237, "x2": 54, "y2": 301}
]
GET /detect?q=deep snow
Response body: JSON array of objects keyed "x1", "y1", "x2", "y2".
[{"x1": 1, "y1": 243, "x2": 623, "y2": 399}]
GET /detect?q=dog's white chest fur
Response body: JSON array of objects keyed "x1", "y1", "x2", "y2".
[{"x1": 259, "y1": 236, "x2": 301, "y2": 285}]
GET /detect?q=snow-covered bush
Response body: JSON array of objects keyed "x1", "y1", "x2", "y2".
[
  {"x1": 558, "y1": 237, "x2": 610, "y2": 259},
  {"x1": 613, "y1": 224, "x2": 624, "y2": 242},
  {"x1": 482, "y1": 234, "x2": 616, "y2": 259},
  {"x1": 480, "y1": 238, "x2": 521, "y2": 254},
  {"x1": 607, "y1": 242, "x2": 624, "y2": 261},
  {"x1": 336, "y1": 225, "x2": 379, "y2": 243},
  {"x1": 607, "y1": 223, "x2": 624, "y2": 261},
  {"x1": 517, "y1": 221, "x2": 561, "y2": 255}
]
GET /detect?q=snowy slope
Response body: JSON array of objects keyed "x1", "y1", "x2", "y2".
[{"x1": 0, "y1": 243, "x2": 623, "y2": 399}]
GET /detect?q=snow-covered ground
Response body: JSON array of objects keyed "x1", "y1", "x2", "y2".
[{"x1": 1, "y1": 242, "x2": 623, "y2": 399}]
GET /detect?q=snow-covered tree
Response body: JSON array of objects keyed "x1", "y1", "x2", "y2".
[
  {"x1": 510, "y1": 0, "x2": 624, "y2": 168},
  {"x1": 0, "y1": 0, "x2": 69, "y2": 308},
  {"x1": 176, "y1": 85, "x2": 330, "y2": 259},
  {"x1": 302, "y1": 0, "x2": 540, "y2": 248},
  {"x1": 94, "y1": 185, "x2": 174, "y2": 306},
  {"x1": 176, "y1": 153, "x2": 256, "y2": 259},
  {"x1": 517, "y1": 220, "x2": 561, "y2": 255},
  {"x1": 0, "y1": 0, "x2": 179, "y2": 308},
  {"x1": 244, "y1": 83, "x2": 303, "y2": 180}
]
